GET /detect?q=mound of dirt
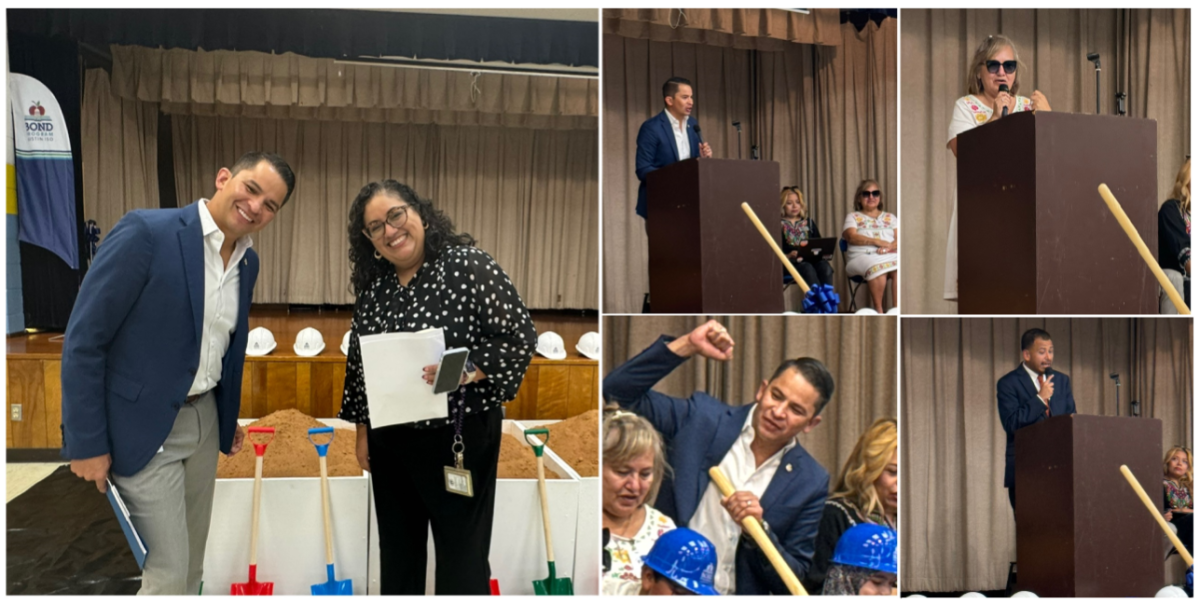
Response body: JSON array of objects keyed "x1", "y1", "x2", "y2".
[{"x1": 217, "y1": 410, "x2": 361, "y2": 479}]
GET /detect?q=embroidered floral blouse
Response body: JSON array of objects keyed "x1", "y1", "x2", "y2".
[
  {"x1": 1164, "y1": 479, "x2": 1193, "y2": 510},
  {"x1": 602, "y1": 506, "x2": 676, "y2": 596}
]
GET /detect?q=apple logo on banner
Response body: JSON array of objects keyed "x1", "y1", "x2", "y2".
[{"x1": 23, "y1": 100, "x2": 54, "y2": 141}]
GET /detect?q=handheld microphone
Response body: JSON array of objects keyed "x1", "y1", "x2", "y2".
[
  {"x1": 999, "y1": 83, "x2": 1010, "y2": 117},
  {"x1": 692, "y1": 121, "x2": 703, "y2": 143}
]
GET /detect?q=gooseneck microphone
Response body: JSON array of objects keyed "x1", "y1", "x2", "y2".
[
  {"x1": 692, "y1": 120, "x2": 705, "y2": 158},
  {"x1": 999, "y1": 83, "x2": 1011, "y2": 117}
]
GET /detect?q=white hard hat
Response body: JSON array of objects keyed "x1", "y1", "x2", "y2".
[
  {"x1": 340, "y1": 330, "x2": 351, "y2": 356},
  {"x1": 1156, "y1": 586, "x2": 1188, "y2": 598},
  {"x1": 246, "y1": 327, "x2": 277, "y2": 356},
  {"x1": 536, "y1": 331, "x2": 567, "y2": 360},
  {"x1": 886, "y1": 307, "x2": 900, "y2": 315},
  {"x1": 960, "y1": 593, "x2": 986, "y2": 598},
  {"x1": 1010, "y1": 592, "x2": 1038, "y2": 598},
  {"x1": 855, "y1": 307, "x2": 880, "y2": 315},
  {"x1": 575, "y1": 331, "x2": 600, "y2": 360},
  {"x1": 293, "y1": 327, "x2": 326, "y2": 357}
]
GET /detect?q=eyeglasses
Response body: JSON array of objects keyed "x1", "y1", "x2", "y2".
[
  {"x1": 363, "y1": 205, "x2": 410, "y2": 240},
  {"x1": 986, "y1": 60, "x2": 1018, "y2": 75},
  {"x1": 861, "y1": 190, "x2": 882, "y2": 199}
]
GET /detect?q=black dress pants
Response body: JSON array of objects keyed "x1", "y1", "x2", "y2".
[{"x1": 368, "y1": 408, "x2": 502, "y2": 595}]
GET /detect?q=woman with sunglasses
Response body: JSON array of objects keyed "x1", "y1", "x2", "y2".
[
  {"x1": 340, "y1": 180, "x2": 537, "y2": 594},
  {"x1": 780, "y1": 186, "x2": 835, "y2": 292},
  {"x1": 943, "y1": 35, "x2": 1052, "y2": 301},
  {"x1": 842, "y1": 180, "x2": 898, "y2": 312}
]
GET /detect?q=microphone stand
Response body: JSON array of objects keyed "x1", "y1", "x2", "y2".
[
  {"x1": 1110, "y1": 373, "x2": 1121, "y2": 414},
  {"x1": 1088, "y1": 52, "x2": 1101, "y2": 114},
  {"x1": 733, "y1": 121, "x2": 743, "y2": 160}
]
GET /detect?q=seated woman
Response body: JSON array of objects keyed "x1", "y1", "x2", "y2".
[
  {"x1": 1163, "y1": 446, "x2": 1193, "y2": 553},
  {"x1": 842, "y1": 180, "x2": 898, "y2": 312},
  {"x1": 803, "y1": 418, "x2": 897, "y2": 595},
  {"x1": 1158, "y1": 158, "x2": 1191, "y2": 312},
  {"x1": 780, "y1": 186, "x2": 834, "y2": 290},
  {"x1": 822, "y1": 524, "x2": 898, "y2": 596},
  {"x1": 602, "y1": 409, "x2": 676, "y2": 596},
  {"x1": 944, "y1": 34, "x2": 1051, "y2": 301}
]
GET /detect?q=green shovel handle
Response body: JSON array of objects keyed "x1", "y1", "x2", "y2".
[{"x1": 523, "y1": 427, "x2": 549, "y2": 457}]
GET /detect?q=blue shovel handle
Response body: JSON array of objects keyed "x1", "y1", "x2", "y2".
[{"x1": 308, "y1": 427, "x2": 335, "y2": 457}]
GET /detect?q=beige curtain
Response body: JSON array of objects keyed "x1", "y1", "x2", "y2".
[
  {"x1": 603, "y1": 315, "x2": 897, "y2": 483},
  {"x1": 901, "y1": 317, "x2": 1193, "y2": 593},
  {"x1": 80, "y1": 69, "x2": 159, "y2": 239},
  {"x1": 171, "y1": 116, "x2": 598, "y2": 309},
  {"x1": 604, "y1": 8, "x2": 842, "y2": 49},
  {"x1": 602, "y1": 20, "x2": 897, "y2": 313},
  {"x1": 109, "y1": 45, "x2": 598, "y2": 130},
  {"x1": 900, "y1": 9, "x2": 1191, "y2": 314}
]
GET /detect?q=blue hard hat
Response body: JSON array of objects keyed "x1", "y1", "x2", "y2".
[
  {"x1": 831, "y1": 523, "x2": 897, "y2": 574},
  {"x1": 641, "y1": 528, "x2": 721, "y2": 596}
]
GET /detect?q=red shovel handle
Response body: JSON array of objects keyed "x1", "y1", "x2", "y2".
[{"x1": 247, "y1": 426, "x2": 275, "y2": 457}]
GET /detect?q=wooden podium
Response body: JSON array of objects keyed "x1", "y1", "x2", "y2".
[
  {"x1": 646, "y1": 158, "x2": 783, "y2": 313},
  {"x1": 957, "y1": 112, "x2": 1158, "y2": 314},
  {"x1": 1014, "y1": 415, "x2": 1162, "y2": 597}
]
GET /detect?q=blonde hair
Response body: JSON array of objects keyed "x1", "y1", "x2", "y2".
[
  {"x1": 780, "y1": 186, "x2": 807, "y2": 219},
  {"x1": 603, "y1": 409, "x2": 669, "y2": 507},
  {"x1": 1170, "y1": 158, "x2": 1191, "y2": 217},
  {"x1": 853, "y1": 179, "x2": 884, "y2": 212},
  {"x1": 831, "y1": 418, "x2": 898, "y2": 522},
  {"x1": 1163, "y1": 446, "x2": 1193, "y2": 494},
  {"x1": 966, "y1": 35, "x2": 1025, "y2": 97}
]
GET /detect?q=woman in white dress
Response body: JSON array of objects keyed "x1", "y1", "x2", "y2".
[
  {"x1": 602, "y1": 410, "x2": 675, "y2": 596},
  {"x1": 943, "y1": 35, "x2": 1052, "y2": 300},
  {"x1": 842, "y1": 179, "x2": 898, "y2": 313}
]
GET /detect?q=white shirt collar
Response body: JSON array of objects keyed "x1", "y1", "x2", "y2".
[
  {"x1": 663, "y1": 108, "x2": 686, "y2": 131},
  {"x1": 741, "y1": 403, "x2": 799, "y2": 456},
  {"x1": 1022, "y1": 362, "x2": 1043, "y2": 382},
  {"x1": 197, "y1": 198, "x2": 254, "y2": 251}
]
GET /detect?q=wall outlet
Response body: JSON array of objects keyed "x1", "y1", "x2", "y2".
[{"x1": 11, "y1": 404, "x2": 21, "y2": 421}]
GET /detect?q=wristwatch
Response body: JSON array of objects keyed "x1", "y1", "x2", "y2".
[{"x1": 463, "y1": 358, "x2": 478, "y2": 384}]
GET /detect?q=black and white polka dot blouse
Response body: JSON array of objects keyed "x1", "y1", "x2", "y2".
[{"x1": 339, "y1": 245, "x2": 537, "y2": 428}]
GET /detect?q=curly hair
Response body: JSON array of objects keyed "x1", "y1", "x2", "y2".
[
  {"x1": 1163, "y1": 446, "x2": 1193, "y2": 495},
  {"x1": 830, "y1": 418, "x2": 898, "y2": 523},
  {"x1": 347, "y1": 180, "x2": 475, "y2": 295}
]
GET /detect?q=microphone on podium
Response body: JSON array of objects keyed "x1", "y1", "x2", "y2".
[
  {"x1": 691, "y1": 120, "x2": 707, "y2": 158},
  {"x1": 999, "y1": 83, "x2": 1011, "y2": 117}
]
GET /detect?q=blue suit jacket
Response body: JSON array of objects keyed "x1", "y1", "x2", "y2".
[
  {"x1": 604, "y1": 337, "x2": 829, "y2": 595},
  {"x1": 61, "y1": 202, "x2": 257, "y2": 477},
  {"x1": 996, "y1": 364, "x2": 1077, "y2": 488},
  {"x1": 635, "y1": 111, "x2": 702, "y2": 218}
]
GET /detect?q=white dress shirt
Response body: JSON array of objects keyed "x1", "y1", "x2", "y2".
[
  {"x1": 188, "y1": 199, "x2": 252, "y2": 396},
  {"x1": 664, "y1": 109, "x2": 692, "y2": 161},
  {"x1": 1022, "y1": 363, "x2": 1048, "y2": 406},
  {"x1": 689, "y1": 404, "x2": 796, "y2": 595}
]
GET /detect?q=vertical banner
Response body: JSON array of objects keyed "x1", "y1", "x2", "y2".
[
  {"x1": 6, "y1": 61, "x2": 25, "y2": 334},
  {"x1": 8, "y1": 72, "x2": 78, "y2": 270}
]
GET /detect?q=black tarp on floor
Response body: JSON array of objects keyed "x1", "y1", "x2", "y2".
[{"x1": 7, "y1": 466, "x2": 141, "y2": 595}]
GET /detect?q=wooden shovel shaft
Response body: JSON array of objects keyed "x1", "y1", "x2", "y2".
[
  {"x1": 1097, "y1": 185, "x2": 1190, "y2": 315},
  {"x1": 536, "y1": 453, "x2": 555, "y2": 563},
  {"x1": 708, "y1": 467, "x2": 808, "y2": 595},
  {"x1": 250, "y1": 454, "x2": 263, "y2": 566},
  {"x1": 1119, "y1": 464, "x2": 1194, "y2": 566},
  {"x1": 741, "y1": 202, "x2": 811, "y2": 294},
  {"x1": 320, "y1": 456, "x2": 334, "y2": 566}
]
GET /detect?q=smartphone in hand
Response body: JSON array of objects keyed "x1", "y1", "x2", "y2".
[{"x1": 433, "y1": 348, "x2": 471, "y2": 394}]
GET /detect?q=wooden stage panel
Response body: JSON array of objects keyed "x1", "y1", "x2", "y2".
[{"x1": 9, "y1": 307, "x2": 598, "y2": 448}]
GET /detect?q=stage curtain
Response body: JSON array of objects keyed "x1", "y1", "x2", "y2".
[
  {"x1": 900, "y1": 317, "x2": 1193, "y2": 593},
  {"x1": 80, "y1": 69, "x2": 160, "y2": 240},
  {"x1": 603, "y1": 8, "x2": 842, "y2": 49},
  {"x1": 900, "y1": 9, "x2": 1191, "y2": 314},
  {"x1": 603, "y1": 315, "x2": 897, "y2": 485},
  {"x1": 109, "y1": 45, "x2": 597, "y2": 130},
  {"x1": 602, "y1": 19, "x2": 896, "y2": 313},
  {"x1": 171, "y1": 116, "x2": 598, "y2": 310}
]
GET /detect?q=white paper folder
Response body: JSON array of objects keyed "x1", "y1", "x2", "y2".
[{"x1": 359, "y1": 328, "x2": 449, "y2": 428}]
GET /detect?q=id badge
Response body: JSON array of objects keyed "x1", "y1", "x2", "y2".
[{"x1": 444, "y1": 438, "x2": 474, "y2": 497}]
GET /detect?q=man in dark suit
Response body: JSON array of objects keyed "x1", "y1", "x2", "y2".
[
  {"x1": 634, "y1": 76, "x2": 714, "y2": 219},
  {"x1": 61, "y1": 151, "x2": 295, "y2": 594},
  {"x1": 997, "y1": 327, "x2": 1077, "y2": 510},
  {"x1": 603, "y1": 320, "x2": 833, "y2": 595}
]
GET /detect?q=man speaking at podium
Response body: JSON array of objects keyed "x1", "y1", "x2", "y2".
[
  {"x1": 634, "y1": 77, "x2": 714, "y2": 221},
  {"x1": 996, "y1": 328, "x2": 1077, "y2": 510}
]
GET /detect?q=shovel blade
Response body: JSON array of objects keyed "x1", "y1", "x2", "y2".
[
  {"x1": 532, "y1": 577, "x2": 574, "y2": 596},
  {"x1": 311, "y1": 579, "x2": 354, "y2": 596},
  {"x1": 230, "y1": 581, "x2": 274, "y2": 596}
]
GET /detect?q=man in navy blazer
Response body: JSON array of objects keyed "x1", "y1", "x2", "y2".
[
  {"x1": 604, "y1": 320, "x2": 833, "y2": 595},
  {"x1": 61, "y1": 151, "x2": 294, "y2": 594},
  {"x1": 997, "y1": 327, "x2": 1077, "y2": 510},
  {"x1": 634, "y1": 76, "x2": 714, "y2": 219}
]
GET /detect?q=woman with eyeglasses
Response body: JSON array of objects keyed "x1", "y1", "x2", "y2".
[
  {"x1": 1163, "y1": 446, "x2": 1193, "y2": 553},
  {"x1": 842, "y1": 180, "x2": 898, "y2": 312},
  {"x1": 340, "y1": 180, "x2": 537, "y2": 594},
  {"x1": 780, "y1": 186, "x2": 835, "y2": 291},
  {"x1": 943, "y1": 35, "x2": 1052, "y2": 301}
]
